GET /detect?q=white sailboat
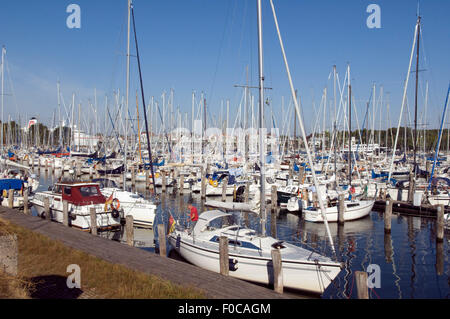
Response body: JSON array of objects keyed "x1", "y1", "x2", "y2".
[{"x1": 168, "y1": 210, "x2": 342, "y2": 294}]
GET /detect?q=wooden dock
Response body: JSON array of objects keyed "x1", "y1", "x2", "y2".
[{"x1": 0, "y1": 206, "x2": 300, "y2": 299}]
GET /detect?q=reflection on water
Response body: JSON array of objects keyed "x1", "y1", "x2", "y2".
[{"x1": 33, "y1": 168, "x2": 450, "y2": 299}]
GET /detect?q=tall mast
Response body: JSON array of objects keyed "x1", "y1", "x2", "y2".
[
  {"x1": 413, "y1": 15, "x2": 421, "y2": 176},
  {"x1": 348, "y1": 65, "x2": 352, "y2": 186},
  {"x1": 124, "y1": 0, "x2": 131, "y2": 189},
  {"x1": 136, "y1": 91, "x2": 142, "y2": 163},
  {"x1": 1, "y1": 46, "x2": 5, "y2": 152},
  {"x1": 57, "y1": 81, "x2": 62, "y2": 148},
  {"x1": 257, "y1": 0, "x2": 266, "y2": 236},
  {"x1": 333, "y1": 65, "x2": 337, "y2": 186}
]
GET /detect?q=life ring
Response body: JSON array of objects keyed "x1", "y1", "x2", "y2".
[
  {"x1": 24, "y1": 155, "x2": 29, "y2": 161},
  {"x1": 209, "y1": 179, "x2": 218, "y2": 187},
  {"x1": 110, "y1": 198, "x2": 120, "y2": 211}
]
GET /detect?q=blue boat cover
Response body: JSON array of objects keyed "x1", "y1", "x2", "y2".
[{"x1": 0, "y1": 179, "x2": 24, "y2": 191}]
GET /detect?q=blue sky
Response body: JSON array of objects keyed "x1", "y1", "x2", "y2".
[{"x1": 0, "y1": 0, "x2": 449, "y2": 135}]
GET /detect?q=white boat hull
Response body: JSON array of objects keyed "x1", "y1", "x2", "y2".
[{"x1": 303, "y1": 200, "x2": 374, "y2": 223}]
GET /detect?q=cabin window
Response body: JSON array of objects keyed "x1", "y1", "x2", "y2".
[
  {"x1": 64, "y1": 187, "x2": 72, "y2": 196},
  {"x1": 213, "y1": 236, "x2": 241, "y2": 246},
  {"x1": 79, "y1": 186, "x2": 99, "y2": 197}
]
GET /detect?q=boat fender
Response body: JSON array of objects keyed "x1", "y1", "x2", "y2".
[
  {"x1": 111, "y1": 209, "x2": 120, "y2": 219},
  {"x1": 176, "y1": 234, "x2": 181, "y2": 248},
  {"x1": 229, "y1": 258, "x2": 239, "y2": 271}
]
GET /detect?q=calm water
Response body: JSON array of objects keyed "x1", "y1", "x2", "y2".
[{"x1": 33, "y1": 168, "x2": 449, "y2": 299}]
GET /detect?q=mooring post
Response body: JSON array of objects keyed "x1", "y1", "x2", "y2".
[
  {"x1": 289, "y1": 161, "x2": 293, "y2": 181},
  {"x1": 271, "y1": 248, "x2": 283, "y2": 294},
  {"x1": 299, "y1": 166, "x2": 305, "y2": 185},
  {"x1": 8, "y1": 189, "x2": 14, "y2": 209},
  {"x1": 271, "y1": 185, "x2": 277, "y2": 210},
  {"x1": 157, "y1": 224, "x2": 167, "y2": 257},
  {"x1": 221, "y1": 176, "x2": 228, "y2": 202},
  {"x1": 131, "y1": 167, "x2": 136, "y2": 188},
  {"x1": 244, "y1": 180, "x2": 250, "y2": 203},
  {"x1": 62, "y1": 200, "x2": 69, "y2": 227},
  {"x1": 23, "y1": 189, "x2": 29, "y2": 215},
  {"x1": 407, "y1": 166, "x2": 414, "y2": 203},
  {"x1": 384, "y1": 232, "x2": 393, "y2": 263},
  {"x1": 145, "y1": 169, "x2": 150, "y2": 189},
  {"x1": 436, "y1": 204, "x2": 444, "y2": 242},
  {"x1": 90, "y1": 207, "x2": 97, "y2": 235},
  {"x1": 77, "y1": 161, "x2": 81, "y2": 177},
  {"x1": 338, "y1": 193, "x2": 345, "y2": 225},
  {"x1": 161, "y1": 170, "x2": 167, "y2": 193},
  {"x1": 201, "y1": 166, "x2": 206, "y2": 199},
  {"x1": 355, "y1": 271, "x2": 369, "y2": 299},
  {"x1": 384, "y1": 200, "x2": 393, "y2": 234},
  {"x1": 44, "y1": 197, "x2": 50, "y2": 220},
  {"x1": 126, "y1": 215, "x2": 134, "y2": 246},
  {"x1": 436, "y1": 241, "x2": 444, "y2": 276},
  {"x1": 219, "y1": 236, "x2": 229, "y2": 276},
  {"x1": 179, "y1": 172, "x2": 185, "y2": 195}
]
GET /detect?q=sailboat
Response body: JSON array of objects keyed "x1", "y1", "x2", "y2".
[
  {"x1": 304, "y1": 65, "x2": 374, "y2": 223},
  {"x1": 169, "y1": 0, "x2": 342, "y2": 295}
]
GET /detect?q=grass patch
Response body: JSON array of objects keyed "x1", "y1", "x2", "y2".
[{"x1": 0, "y1": 217, "x2": 205, "y2": 299}]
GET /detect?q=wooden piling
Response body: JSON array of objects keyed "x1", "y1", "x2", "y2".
[
  {"x1": 201, "y1": 167, "x2": 206, "y2": 199},
  {"x1": 407, "y1": 166, "x2": 414, "y2": 203},
  {"x1": 384, "y1": 233, "x2": 392, "y2": 263},
  {"x1": 77, "y1": 161, "x2": 81, "y2": 177},
  {"x1": 157, "y1": 224, "x2": 167, "y2": 257},
  {"x1": 23, "y1": 189, "x2": 29, "y2": 215},
  {"x1": 338, "y1": 193, "x2": 345, "y2": 225},
  {"x1": 8, "y1": 189, "x2": 14, "y2": 209},
  {"x1": 43, "y1": 197, "x2": 50, "y2": 220},
  {"x1": 62, "y1": 200, "x2": 69, "y2": 227},
  {"x1": 126, "y1": 215, "x2": 134, "y2": 246},
  {"x1": 161, "y1": 170, "x2": 167, "y2": 193},
  {"x1": 288, "y1": 162, "x2": 293, "y2": 181},
  {"x1": 179, "y1": 173, "x2": 185, "y2": 195},
  {"x1": 90, "y1": 207, "x2": 97, "y2": 235},
  {"x1": 436, "y1": 204, "x2": 444, "y2": 242},
  {"x1": 219, "y1": 236, "x2": 229, "y2": 276},
  {"x1": 355, "y1": 271, "x2": 369, "y2": 299},
  {"x1": 436, "y1": 241, "x2": 444, "y2": 275},
  {"x1": 244, "y1": 180, "x2": 250, "y2": 203},
  {"x1": 271, "y1": 185, "x2": 277, "y2": 210},
  {"x1": 145, "y1": 170, "x2": 150, "y2": 189},
  {"x1": 299, "y1": 166, "x2": 305, "y2": 184},
  {"x1": 271, "y1": 249, "x2": 283, "y2": 294},
  {"x1": 384, "y1": 200, "x2": 393, "y2": 234},
  {"x1": 221, "y1": 176, "x2": 228, "y2": 202},
  {"x1": 131, "y1": 167, "x2": 136, "y2": 187}
]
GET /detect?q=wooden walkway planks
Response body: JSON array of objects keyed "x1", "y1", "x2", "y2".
[{"x1": 0, "y1": 207, "x2": 298, "y2": 299}]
